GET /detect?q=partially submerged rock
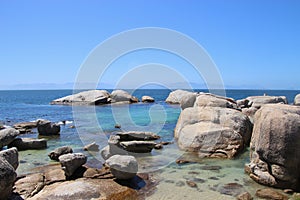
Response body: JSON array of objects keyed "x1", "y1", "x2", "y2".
[
  {"x1": 246, "y1": 104, "x2": 300, "y2": 191},
  {"x1": 141, "y1": 95, "x2": 155, "y2": 103},
  {"x1": 117, "y1": 131, "x2": 160, "y2": 141},
  {"x1": 165, "y1": 89, "x2": 195, "y2": 104},
  {"x1": 8, "y1": 138, "x2": 47, "y2": 151},
  {"x1": 106, "y1": 155, "x2": 138, "y2": 180},
  {"x1": 0, "y1": 157, "x2": 17, "y2": 200},
  {"x1": 59, "y1": 153, "x2": 87, "y2": 177},
  {"x1": 83, "y1": 142, "x2": 99, "y2": 152},
  {"x1": 120, "y1": 141, "x2": 156, "y2": 153},
  {"x1": 174, "y1": 106, "x2": 252, "y2": 158},
  {"x1": 13, "y1": 121, "x2": 38, "y2": 134},
  {"x1": 111, "y1": 90, "x2": 139, "y2": 103},
  {"x1": 0, "y1": 127, "x2": 19, "y2": 149},
  {"x1": 0, "y1": 147, "x2": 19, "y2": 170},
  {"x1": 37, "y1": 122, "x2": 60, "y2": 135},
  {"x1": 255, "y1": 188, "x2": 288, "y2": 200},
  {"x1": 48, "y1": 146, "x2": 73, "y2": 161},
  {"x1": 50, "y1": 90, "x2": 111, "y2": 105}
]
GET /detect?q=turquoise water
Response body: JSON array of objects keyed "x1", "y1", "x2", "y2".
[{"x1": 0, "y1": 89, "x2": 299, "y2": 199}]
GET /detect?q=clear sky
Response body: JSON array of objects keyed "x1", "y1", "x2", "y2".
[{"x1": 1, "y1": 0, "x2": 300, "y2": 89}]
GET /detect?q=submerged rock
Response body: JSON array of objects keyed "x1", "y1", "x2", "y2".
[
  {"x1": 255, "y1": 188, "x2": 288, "y2": 200},
  {"x1": 175, "y1": 106, "x2": 252, "y2": 158},
  {"x1": 48, "y1": 146, "x2": 73, "y2": 161},
  {"x1": 83, "y1": 142, "x2": 99, "y2": 152},
  {"x1": 106, "y1": 155, "x2": 138, "y2": 180},
  {"x1": 59, "y1": 153, "x2": 87, "y2": 177},
  {"x1": 0, "y1": 127, "x2": 19, "y2": 149},
  {"x1": 8, "y1": 138, "x2": 47, "y2": 150},
  {"x1": 142, "y1": 95, "x2": 155, "y2": 103},
  {"x1": 37, "y1": 122, "x2": 60, "y2": 135},
  {"x1": 246, "y1": 104, "x2": 300, "y2": 191},
  {"x1": 0, "y1": 147, "x2": 19, "y2": 170},
  {"x1": 0, "y1": 157, "x2": 17, "y2": 200}
]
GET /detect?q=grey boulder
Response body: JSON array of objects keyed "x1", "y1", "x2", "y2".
[
  {"x1": 116, "y1": 131, "x2": 160, "y2": 141},
  {"x1": 106, "y1": 155, "x2": 138, "y2": 180},
  {"x1": 110, "y1": 90, "x2": 138, "y2": 103},
  {"x1": 48, "y1": 146, "x2": 73, "y2": 161},
  {"x1": 0, "y1": 127, "x2": 19, "y2": 149},
  {"x1": 8, "y1": 138, "x2": 47, "y2": 151},
  {"x1": 141, "y1": 95, "x2": 155, "y2": 103},
  {"x1": 59, "y1": 153, "x2": 87, "y2": 177}
]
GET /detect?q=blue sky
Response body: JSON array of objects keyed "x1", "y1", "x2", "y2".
[{"x1": 0, "y1": 0, "x2": 300, "y2": 89}]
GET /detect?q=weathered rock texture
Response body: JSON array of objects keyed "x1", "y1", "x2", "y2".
[
  {"x1": 106, "y1": 155, "x2": 138, "y2": 180},
  {"x1": 245, "y1": 104, "x2": 300, "y2": 191}
]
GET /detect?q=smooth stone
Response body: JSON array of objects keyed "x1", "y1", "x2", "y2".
[
  {"x1": 255, "y1": 188, "x2": 288, "y2": 200},
  {"x1": 0, "y1": 127, "x2": 19, "y2": 149},
  {"x1": 37, "y1": 122, "x2": 60, "y2": 135},
  {"x1": 0, "y1": 147, "x2": 19, "y2": 170},
  {"x1": 110, "y1": 90, "x2": 138, "y2": 103},
  {"x1": 106, "y1": 155, "x2": 138, "y2": 180},
  {"x1": 294, "y1": 94, "x2": 300, "y2": 105},
  {"x1": 83, "y1": 142, "x2": 99, "y2": 152},
  {"x1": 141, "y1": 95, "x2": 155, "y2": 103},
  {"x1": 59, "y1": 153, "x2": 87, "y2": 177},
  {"x1": 48, "y1": 146, "x2": 73, "y2": 161},
  {"x1": 165, "y1": 89, "x2": 195, "y2": 104},
  {"x1": 8, "y1": 138, "x2": 47, "y2": 151}
]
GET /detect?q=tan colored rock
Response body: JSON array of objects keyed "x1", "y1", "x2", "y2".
[
  {"x1": 255, "y1": 188, "x2": 288, "y2": 200},
  {"x1": 174, "y1": 107, "x2": 252, "y2": 158},
  {"x1": 141, "y1": 95, "x2": 155, "y2": 103},
  {"x1": 165, "y1": 89, "x2": 195, "y2": 104},
  {"x1": 194, "y1": 93, "x2": 237, "y2": 109},
  {"x1": 246, "y1": 104, "x2": 300, "y2": 191},
  {"x1": 294, "y1": 94, "x2": 300, "y2": 106},
  {"x1": 111, "y1": 90, "x2": 138, "y2": 103},
  {"x1": 246, "y1": 96, "x2": 287, "y2": 108}
]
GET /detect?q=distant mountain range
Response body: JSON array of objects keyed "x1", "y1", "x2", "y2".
[{"x1": 0, "y1": 82, "x2": 298, "y2": 90}]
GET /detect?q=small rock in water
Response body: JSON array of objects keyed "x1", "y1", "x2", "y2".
[
  {"x1": 186, "y1": 180, "x2": 198, "y2": 188},
  {"x1": 154, "y1": 143, "x2": 163, "y2": 150},
  {"x1": 83, "y1": 142, "x2": 99, "y2": 152},
  {"x1": 49, "y1": 146, "x2": 73, "y2": 161},
  {"x1": 283, "y1": 189, "x2": 293, "y2": 194},
  {"x1": 193, "y1": 177, "x2": 206, "y2": 183},
  {"x1": 175, "y1": 181, "x2": 185, "y2": 187},
  {"x1": 114, "y1": 124, "x2": 121, "y2": 129},
  {"x1": 69, "y1": 125, "x2": 75, "y2": 129},
  {"x1": 237, "y1": 192, "x2": 253, "y2": 200},
  {"x1": 255, "y1": 188, "x2": 288, "y2": 200},
  {"x1": 164, "y1": 179, "x2": 175, "y2": 184},
  {"x1": 208, "y1": 177, "x2": 219, "y2": 180},
  {"x1": 200, "y1": 165, "x2": 222, "y2": 172},
  {"x1": 218, "y1": 183, "x2": 245, "y2": 197},
  {"x1": 188, "y1": 171, "x2": 199, "y2": 175},
  {"x1": 176, "y1": 159, "x2": 190, "y2": 164}
]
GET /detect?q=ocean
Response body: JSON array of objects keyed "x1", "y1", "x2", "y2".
[{"x1": 0, "y1": 89, "x2": 299, "y2": 199}]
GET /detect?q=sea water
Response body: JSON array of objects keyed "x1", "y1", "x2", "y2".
[{"x1": 0, "y1": 89, "x2": 299, "y2": 199}]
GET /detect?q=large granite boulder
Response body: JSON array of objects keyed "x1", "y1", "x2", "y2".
[
  {"x1": 180, "y1": 93, "x2": 198, "y2": 110},
  {"x1": 165, "y1": 89, "x2": 195, "y2": 104},
  {"x1": 0, "y1": 147, "x2": 19, "y2": 170},
  {"x1": 245, "y1": 104, "x2": 300, "y2": 191},
  {"x1": 0, "y1": 127, "x2": 19, "y2": 149},
  {"x1": 37, "y1": 122, "x2": 60, "y2": 135},
  {"x1": 141, "y1": 95, "x2": 155, "y2": 103},
  {"x1": 174, "y1": 107, "x2": 252, "y2": 158},
  {"x1": 110, "y1": 90, "x2": 138, "y2": 103},
  {"x1": 294, "y1": 94, "x2": 300, "y2": 106},
  {"x1": 106, "y1": 155, "x2": 138, "y2": 180},
  {"x1": 8, "y1": 138, "x2": 47, "y2": 151},
  {"x1": 51, "y1": 90, "x2": 111, "y2": 105},
  {"x1": 0, "y1": 157, "x2": 17, "y2": 200},
  {"x1": 193, "y1": 93, "x2": 237, "y2": 109},
  {"x1": 48, "y1": 146, "x2": 73, "y2": 161},
  {"x1": 59, "y1": 153, "x2": 87, "y2": 177}
]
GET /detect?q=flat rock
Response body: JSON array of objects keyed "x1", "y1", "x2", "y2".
[
  {"x1": 50, "y1": 90, "x2": 111, "y2": 105},
  {"x1": 106, "y1": 155, "x2": 138, "y2": 180},
  {"x1": 48, "y1": 146, "x2": 73, "y2": 161},
  {"x1": 0, "y1": 128, "x2": 19, "y2": 149},
  {"x1": 8, "y1": 138, "x2": 47, "y2": 151},
  {"x1": 0, "y1": 147, "x2": 19, "y2": 170},
  {"x1": 37, "y1": 122, "x2": 60, "y2": 135},
  {"x1": 255, "y1": 188, "x2": 288, "y2": 200},
  {"x1": 117, "y1": 131, "x2": 160, "y2": 141},
  {"x1": 120, "y1": 141, "x2": 156, "y2": 153}
]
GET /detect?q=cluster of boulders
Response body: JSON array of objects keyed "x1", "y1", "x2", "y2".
[
  {"x1": 50, "y1": 89, "x2": 155, "y2": 105},
  {"x1": 167, "y1": 89, "x2": 300, "y2": 192},
  {"x1": 101, "y1": 131, "x2": 161, "y2": 160}
]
